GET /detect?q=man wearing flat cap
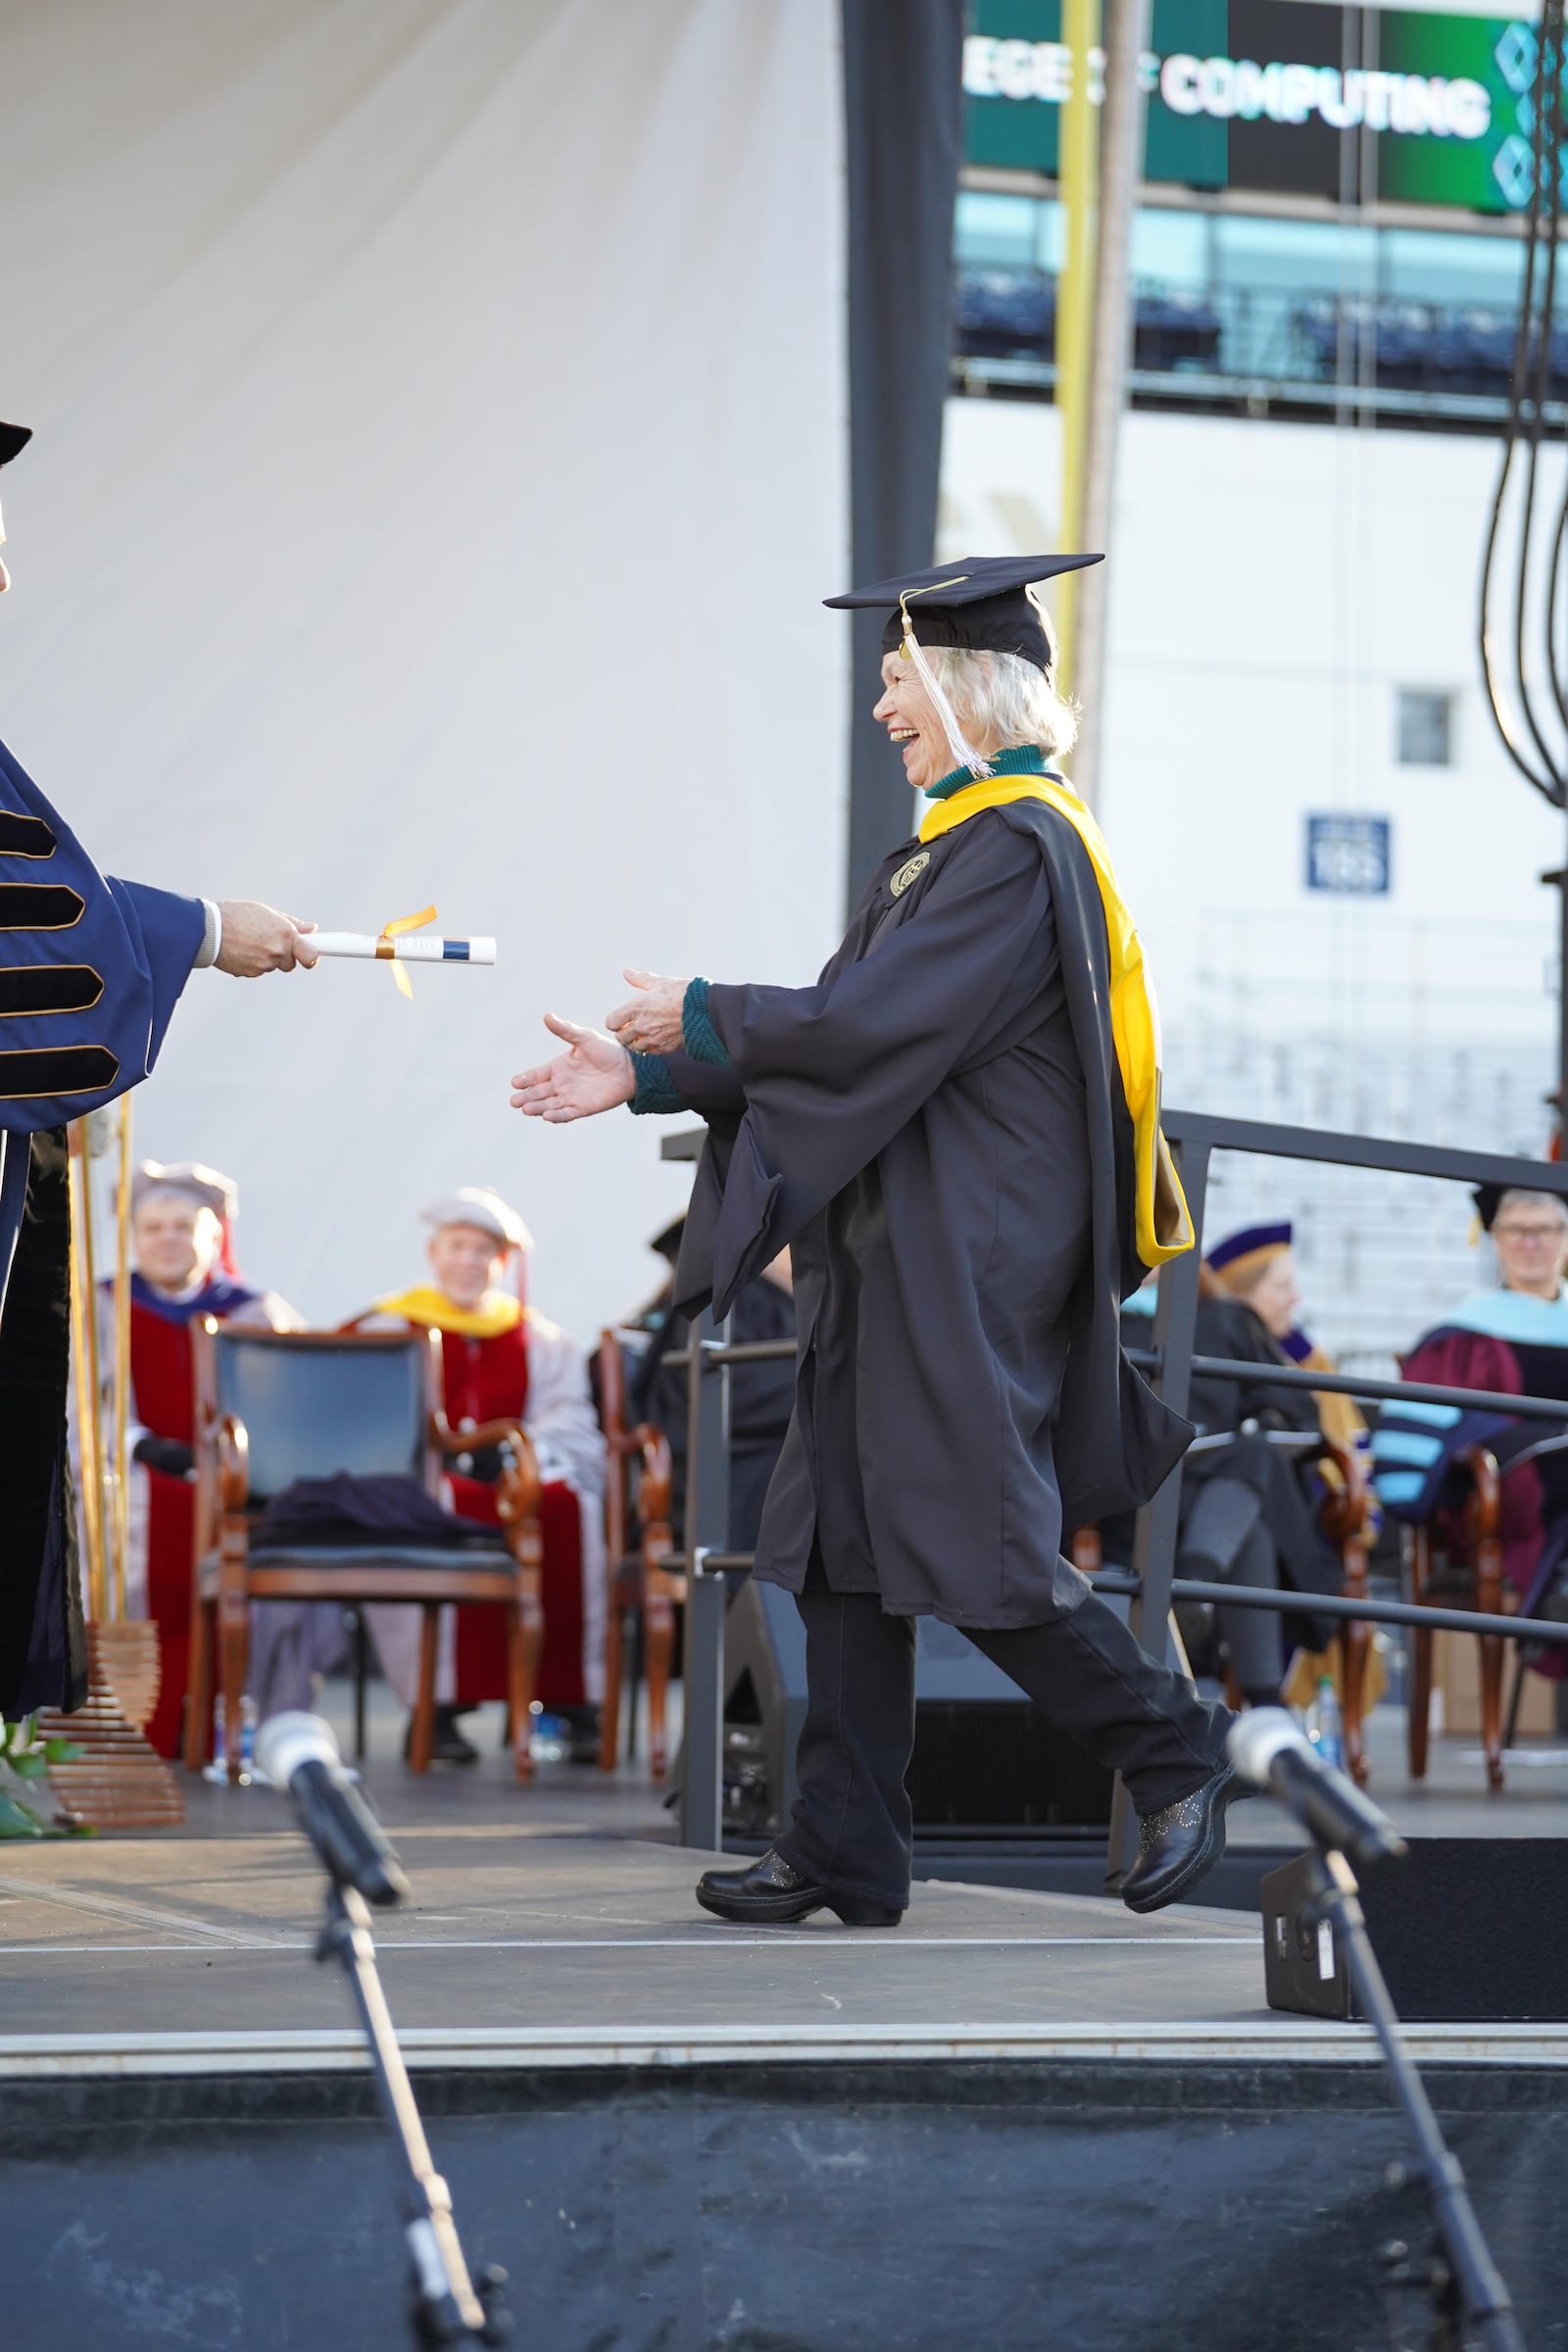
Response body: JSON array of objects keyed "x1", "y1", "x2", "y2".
[
  {"x1": 0, "y1": 419, "x2": 318, "y2": 1725},
  {"x1": 514, "y1": 554, "x2": 1243, "y2": 1920},
  {"x1": 86, "y1": 1162, "x2": 302, "y2": 1756},
  {"x1": 353, "y1": 1189, "x2": 607, "y2": 1764}
]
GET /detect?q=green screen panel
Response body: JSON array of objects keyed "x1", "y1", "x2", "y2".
[{"x1": 964, "y1": 1, "x2": 1544, "y2": 216}]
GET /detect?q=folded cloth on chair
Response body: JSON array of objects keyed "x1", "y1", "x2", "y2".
[{"x1": 255, "y1": 1473, "x2": 489, "y2": 1546}]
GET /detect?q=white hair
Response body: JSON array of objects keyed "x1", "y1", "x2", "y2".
[
  {"x1": 1495, "y1": 1188, "x2": 1568, "y2": 1228},
  {"x1": 927, "y1": 646, "x2": 1079, "y2": 766}
]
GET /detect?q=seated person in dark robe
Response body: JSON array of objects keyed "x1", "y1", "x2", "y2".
[
  {"x1": 1372, "y1": 1184, "x2": 1568, "y2": 1690},
  {"x1": 1179, "y1": 1223, "x2": 1345, "y2": 1709},
  {"x1": 512, "y1": 553, "x2": 1242, "y2": 1924},
  {"x1": 87, "y1": 1160, "x2": 301, "y2": 1757}
]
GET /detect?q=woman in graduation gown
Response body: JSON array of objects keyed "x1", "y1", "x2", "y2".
[
  {"x1": 513, "y1": 556, "x2": 1241, "y2": 1924},
  {"x1": 0, "y1": 417, "x2": 318, "y2": 1723}
]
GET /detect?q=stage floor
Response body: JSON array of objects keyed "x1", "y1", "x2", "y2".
[{"x1": 2, "y1": 1824, "x2": 1563, "y2": 2078}]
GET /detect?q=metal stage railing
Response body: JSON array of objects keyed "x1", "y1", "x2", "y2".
[{"x1": 658, "y1": 1114, "x2": 1568, "y2": 1871}]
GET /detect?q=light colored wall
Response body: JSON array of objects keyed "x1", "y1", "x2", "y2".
[{"x1": 940, "y1": 394, "x2": 1561, "y2": 1360}]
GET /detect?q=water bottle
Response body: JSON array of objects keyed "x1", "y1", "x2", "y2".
[
  {"x1": 238, "y1": 1694, "x2": 259, "y2": 1786},
  {"x1": 201, "y1": 1700, "x2": 229, "y2": 1785},
  {"x1": 1307, "y1": 1673, "x2": 1344, "y2": 1771}
]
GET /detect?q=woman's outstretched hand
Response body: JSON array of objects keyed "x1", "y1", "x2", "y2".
[
  {"x1": 510, "y1": 1013, "x2": 637, "y2": 1123},
  {"x1": 605, "y1": 967, "x2": 690, "y2": 1058}
]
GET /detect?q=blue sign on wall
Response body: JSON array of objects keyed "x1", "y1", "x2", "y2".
[{"x1": 1305, "y1": 814, "x2": 1392, "y2": 895}]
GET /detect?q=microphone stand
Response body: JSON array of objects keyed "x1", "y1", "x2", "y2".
[
  {"x1": 1298, "y1": 1848, "x2": 1524, "y2": 2352},
  {"x1": 316, "y1": 1878, "x2": 510, "y2": 2345}
]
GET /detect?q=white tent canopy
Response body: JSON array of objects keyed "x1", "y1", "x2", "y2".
[{"x1": 0, "y1": 0, "x2": 848, "y2": 1336}]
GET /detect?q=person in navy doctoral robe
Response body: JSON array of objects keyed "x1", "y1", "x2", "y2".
[{"x1": 0, "y1": 417, "x2": 318, "y2": 1720}]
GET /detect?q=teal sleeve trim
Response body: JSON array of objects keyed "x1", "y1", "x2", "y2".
[
  {"x1": 628, "y1": 1051, "x2": 686, "y2": 1116},
  {"x1": 681, "y1": 975, "x2": 733, "y2": 1069}
]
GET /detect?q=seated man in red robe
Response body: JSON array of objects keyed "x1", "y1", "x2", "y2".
[
  {"x1": 92, "y1": 1160, "x2": 301, "y2": 1756},
  {"x1": 357, "y1": 1190, "x2": 607, "y2": 1763}
]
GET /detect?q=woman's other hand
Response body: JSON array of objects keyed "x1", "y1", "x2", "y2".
[
  {"x1": 510, "y1": 1014, "x2": 636, "y2": 1122},
  {"x1": 604, "y1": 967, "x2": 689, "y2": 1056}
]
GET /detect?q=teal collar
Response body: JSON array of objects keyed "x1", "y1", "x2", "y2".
[{"x1": 924, "y1": 744, "x2": 1053, "y2": 802}]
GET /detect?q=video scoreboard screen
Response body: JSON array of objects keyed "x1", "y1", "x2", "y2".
[{"x1": 964, "y1": 0, "x2": 1542, "y2": 214}]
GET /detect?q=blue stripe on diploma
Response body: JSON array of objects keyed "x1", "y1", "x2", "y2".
[{"x1": 442, "y1": 941, "x2": 469, "y2": 961}]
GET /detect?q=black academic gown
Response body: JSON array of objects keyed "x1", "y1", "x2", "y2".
[
  {"x1": 0, "y1": 736, "x2": 206, "y2": 1717},
  {"x1": 666, "y1": 800, "x2": 1191, "y2": 1632},
  {"x1": 1185, "y1": 1296, "x2": 1342, "y2": 1650}
]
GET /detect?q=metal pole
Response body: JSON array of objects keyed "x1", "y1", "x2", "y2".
[
  {"x1": 1055, "y1": 0, "x2": 1101, "y2": 693},
  {"x1": 678, "y1": 1304, "x2": 730, "y2": 1851},
  {"x1": 1106, "y1": 1140, "x2": 1209, "y2": 1886},
  {"x1": 1072, "y1": 0, "x2": 1151, "y2": 809}
]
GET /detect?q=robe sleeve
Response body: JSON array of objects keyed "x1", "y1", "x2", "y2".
[
  {"x1": 525, "y1": 1312, "x2": 606, "y2": 1499},
  {"x1": 695, "y1": 815, "x2": 1057, "y2": 1310},
  {"x1": 628, "y1": 1046, "x2": 747, "y2": 1120},
  {"x1": 0, "y1": 739, "x2": 205, "y2": 1132}
]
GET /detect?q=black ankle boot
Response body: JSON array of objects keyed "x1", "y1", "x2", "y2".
[
  {"x1": 696, "y1": 1848, "x2": 904, "y2": 1928},
  {"x1": 405, "y1": 1704, "x2": 478, "y2": 1766},
  {"x1": 1120, "y1": 1762, "x2": 1250, "y2": 1913}
]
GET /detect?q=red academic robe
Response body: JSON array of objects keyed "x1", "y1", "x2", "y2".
[
  {"x1": 436, "y1": 1322, "x2": 586, "y2": 1709},
  {"x1": 120, "y1": 1272, "x2": 260, "y2": 1757}
]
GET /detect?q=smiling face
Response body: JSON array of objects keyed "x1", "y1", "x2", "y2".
[
  {"x1": 133, "y1": 1196, "x2": 220, "y2": 1296},
  {"x1": 872, "y1": 649, "x2": 970, "y2": 795},
  {"x1": 427, "y1": 1222, "x2": 509, "y2": 1311}
]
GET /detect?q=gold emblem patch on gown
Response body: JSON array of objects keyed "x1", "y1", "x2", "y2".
[{"x1": 890, "y1": 851, "x2": 930, "y2": 898}]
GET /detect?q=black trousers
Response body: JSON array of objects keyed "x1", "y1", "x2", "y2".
[
  {"x1": 774, "y1": 1554, "x2": 1232, "y2": 1909},
  {"x1": 1178, "y1": 1474, "x2": 1287, "y2": 1704}
]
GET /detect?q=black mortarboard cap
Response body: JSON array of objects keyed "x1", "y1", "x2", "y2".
[
  {"x1": 824, "y1": 553, "x2": 1102, "y2": 675},
  {"x1": 0, "y1": 423, "x2": 31, "y2": 469},
  {"x1": 1473, "y1": 1184, "x2": 1503, "y2": 1233}
]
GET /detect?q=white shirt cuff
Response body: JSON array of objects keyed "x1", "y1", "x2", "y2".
[{"x1": 194, "y1": 899, "x2": 222, "y2": 970}]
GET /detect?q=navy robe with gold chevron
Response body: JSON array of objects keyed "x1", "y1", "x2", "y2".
[{"x1": 0, "y1": 734, "x2": 206, "y2": 1719}]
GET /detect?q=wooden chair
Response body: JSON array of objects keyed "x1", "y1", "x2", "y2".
[
  {"x1": 1404, "y1": 1443, "x2": 1515, "y2": 1793},
  {"x1": 1068, "y1": 1426, "x2": 1376, "y2": 1784},
  {"x1": 183, "y1": 1323, "x2": 544, "y2": 1782},
  {"x1": 596, "y1": 1328, "x2": 679, "y2": 1777}
]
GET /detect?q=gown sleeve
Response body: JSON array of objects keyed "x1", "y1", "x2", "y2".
[
  {"x1": 691, "y1": 814, "x2": 1059, "y2": 1312},
  {"x1": 0, "y1": 739, "x2": 204, "y2": 1132}
]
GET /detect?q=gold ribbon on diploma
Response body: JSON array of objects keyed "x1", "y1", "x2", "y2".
[{"x1": 376, "y1": 904, "x2": 438, "y2": 999}]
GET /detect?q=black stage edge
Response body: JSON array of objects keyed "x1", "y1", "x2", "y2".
[{"x1": 6, "y1": 2059, "x2": 1566, "y2": 2351}]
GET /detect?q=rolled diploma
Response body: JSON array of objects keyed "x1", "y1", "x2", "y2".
[{"x1": 311, "y1": 931, "x2": 497, "y2": 965}]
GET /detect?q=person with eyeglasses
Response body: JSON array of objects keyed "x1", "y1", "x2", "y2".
[{"x1": 1372, "y1": 1183, "x2": 1568, "y2": 1738}]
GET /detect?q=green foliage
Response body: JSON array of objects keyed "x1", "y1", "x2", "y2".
[{"x1": 0, "y1": 1714, "x2": 88, "y2": 1837}]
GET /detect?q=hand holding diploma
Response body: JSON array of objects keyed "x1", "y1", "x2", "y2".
[{"x1": 216, "y1": 901, "x2": 319, "y2": 976}]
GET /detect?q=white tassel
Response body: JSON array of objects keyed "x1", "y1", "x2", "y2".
[{"x1": 905, "y1": 625, "x2": 992, "y2": 779}]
